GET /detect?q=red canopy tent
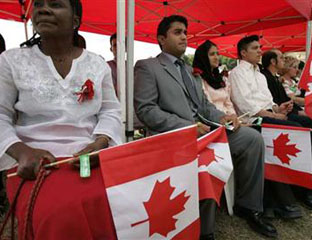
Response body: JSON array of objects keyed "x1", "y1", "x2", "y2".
[
  {"x1": 0, "y1": 0, "x2": 307, "y2": 45},
  {"x1": 0, "y1": 0, "x2": 31, "y2": 22},
  {"x1": 286, "y1": 0, "x2": 312, "y2": 20},
  {"x1": 202, "y1": 0, "x2": 312, "y2": 58},
  {"x1": 132, "y1": 0, "x2": 305, "y2": 46},
  {"x1": 207, "y1": 21, "x2": 308, "y2": 58}
]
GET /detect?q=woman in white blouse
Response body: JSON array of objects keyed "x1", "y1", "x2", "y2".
[{"x1": 0, "y1": 0, "x2": 121, "y2": 239}]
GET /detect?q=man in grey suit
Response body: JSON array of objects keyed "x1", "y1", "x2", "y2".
[{"x1": 134, "y1": 15, "x2": 277, "y2": 239}]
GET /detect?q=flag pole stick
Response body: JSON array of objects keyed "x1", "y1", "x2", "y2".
[
  {"x1": 7, "y1": 150, "x2": 101, "y2": 178},
  {"x1": 226, "y1": 112, "x2": 250, "y2": 125}
]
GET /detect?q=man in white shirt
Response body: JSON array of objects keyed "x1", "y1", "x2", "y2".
[
  {"x1": 229, "y1": 35, "x2": 302, "y2": 220},
  {"x1": 229, "y1": 35, "x2": 301, "y2": 126}
]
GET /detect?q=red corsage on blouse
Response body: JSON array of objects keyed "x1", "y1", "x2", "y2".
[
  {"x1": 75, "y1": 79, "x2": 94, "y2": 103},
  {"x1": 192, "y1": 67, "x2": 203, "y2": 77}
]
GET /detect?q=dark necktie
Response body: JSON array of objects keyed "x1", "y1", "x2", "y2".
[{"x1": 175, "y1": 59, "x2": 200, "y2": 107}]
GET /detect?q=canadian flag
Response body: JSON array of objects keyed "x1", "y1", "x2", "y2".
[
  {"x1": 197, "y1": 127, "x2": 233, "y2": 205},
  {"x1": 262, "y1": 124, "x2": 312, "y2": 189},
  {"x1": 298, "y1": 51, "x2": 312, "y2": 118},
  {"x1": 99, "y1": 126, "x2": 200, "y2": 240}
]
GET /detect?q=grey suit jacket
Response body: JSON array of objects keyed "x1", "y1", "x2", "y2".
[{"x1": 134, "y1": 52, "x2": 225, "y2": 135}]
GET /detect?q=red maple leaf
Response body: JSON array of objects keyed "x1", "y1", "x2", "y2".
[
  {"x1": 131, "y1": 177, "x2": 190, "y2": 237},
  {"x1": 269, "y1": 133, "x2": 301, "y2": 165},
  {"x1": 199, "y1": 147, "x2": 223, "y2": 167}
]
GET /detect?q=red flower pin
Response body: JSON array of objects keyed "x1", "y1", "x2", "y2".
[
  {"x1": 75, "y1": 79, "x2": 94, "y2": 103},
  {"x1": 192, "y1": 67, "x2": 203, "y2": 77}
]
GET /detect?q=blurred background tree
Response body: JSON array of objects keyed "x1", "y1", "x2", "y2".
[
  {"x1": 219, "y1": 55, "x2": 237, "y2": 70},
  {"x1": 183, "y1": 54, "x2": 194, "y2": 66}
]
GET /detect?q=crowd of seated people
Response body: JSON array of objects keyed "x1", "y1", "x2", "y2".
[
  {"x1": 191, "y1": 35, "x2": 311, "y2": 239},
  {"x1": 1, "y1": 7, "x2": 312, "y2": 240}
]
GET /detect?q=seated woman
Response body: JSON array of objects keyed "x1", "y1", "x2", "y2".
[
  {"x1": 192, "y1": 40, "x2": 239, "y2": 119},
  {"x1": 0, "y1": 0, "x2": 121, "y2": 239},
  {"x1": 280, "y1": 56, "x2": 305, "y2": 106}
]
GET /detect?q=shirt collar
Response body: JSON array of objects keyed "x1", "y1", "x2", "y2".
[
  {"x1": 240, "y1": 60, "x2": 260, "y2": 72},
  {"x1": 162, "y1": 52, "x2": 183, "y2": 65}
]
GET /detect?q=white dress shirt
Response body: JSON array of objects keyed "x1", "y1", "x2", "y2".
[
  {"x1": 0, "y1": 45, "x2": 122, "y2": 170},
  {"x1": 229, "y1": 60, "x2": 275, "y2": 123}
]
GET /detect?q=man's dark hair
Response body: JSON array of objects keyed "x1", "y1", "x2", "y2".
[
  {"x1": 110, "y1": 33, "x2": 117, "y2": 45},
  {"x1": 0, "y1": 34, "x2": 5, "y2": 54},
  {"x1": 262, "y1": 50, "x2": 278, "y2": 69},
  {"x1": 237, "y1": 35, "x2": 259, "y2": 59},
  {"x1": 157, "y1": 15, "x2": 188, "y2": 49}
]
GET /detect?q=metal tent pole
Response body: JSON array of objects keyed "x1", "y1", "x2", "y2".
[
  {"x1": 19, "y1": 0, "x2": 28, "y2": 40},
  {"x1": 306, "y1": 20, "x2": 312, "y2": 60},
  {"x1": 23, "y1": 20, "x2": 28, "y2": 40},
  {"x1": 126, "y1": 0, "x2": 135, "y2": 142},
  {"x1": 117, "y1": 0, "x2": 126, "y2": 142}
]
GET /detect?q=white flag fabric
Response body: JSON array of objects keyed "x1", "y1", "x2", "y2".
[
  {"x1": 197, "y1": 127, "x2": 233, "y2": 204},
  {"x1": 262, "y1": 123, "x2": 312, "y2": 189},
  {"x1": 100, "y1": 126, "x2": 200, "y2": 240}
]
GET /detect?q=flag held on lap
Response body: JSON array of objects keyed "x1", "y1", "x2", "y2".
[
  {"x1": 99, "y1": 126, "x2": 200, "y2": 240},
  {"x1": 262, "y1": 124, "x2": 312, "y2": 189},
  {"x1": 197, "y1": 127, "x2": 233, "y2": 205}
]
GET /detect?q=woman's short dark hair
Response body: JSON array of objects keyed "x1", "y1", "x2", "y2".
[
  {"x1": 157, "y1": 15, "x2": 188, "y2": 49},
  {"x1": 237, "y1": 35, "x2": 259, "y2": 59},
  {"x1": 21, "y1": 0, "x2": 83, "y2": 47},
  {"x1": 0, "y1": 34, "x2": 5, "y2": 54}
]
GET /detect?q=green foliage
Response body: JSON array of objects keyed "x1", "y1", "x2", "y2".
[
  {"x1": 219, "y1": 55, "x2": 237, "y2": 70},
  {"x1": 183, "y1": 54, "x2": 194, "y2": 66}
]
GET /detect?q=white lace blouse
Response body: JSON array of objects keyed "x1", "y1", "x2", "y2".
[{"x1": 0, "y1": 45, "x2": 122, "y2": 170}]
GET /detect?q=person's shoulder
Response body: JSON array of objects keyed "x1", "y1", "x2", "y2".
[
  {"x1": 1, "y1": 47, "x2": 31, "y2": 58},
  {"x1": 135, "y1": 57, "x2": 160, "y2": 73},
  {"x1": 260, "y1": 69, "x2": 271, "y2": 79},
  {"x1": 228, "y1": 64, "x2": 242, "y2": 76},
  {"x1": 107, "y1": 59, "x2": 114, "y2": 64},
  {"x1": 0, "y1": 47, "x2": 35, "y2": 67},
  {"x1": 79, "y1": 50, "x2": 112, "y2": 76},
  {"x1": 84, "y1": 50, "x2": 106, "y2": 62},
  {"x1": 84, "y1": 50, "x2": 110, "y2": 68},
  {"x1": 136, "y1": 56, "x2": 158, "y2": 66}
]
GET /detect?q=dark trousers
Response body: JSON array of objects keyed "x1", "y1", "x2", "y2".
[
  {"x1": 262, "y1": 116, "x2": 302, "y2": 127},
  {"x1": 264, "y1": 181, "x2": 297, "y2": 208},
  {"x1": 199, "y1": 199, "x2": 216, "y2": 236},
  {"x1": 287, "y1": 113, "x2": 312, "y2": 128}
]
